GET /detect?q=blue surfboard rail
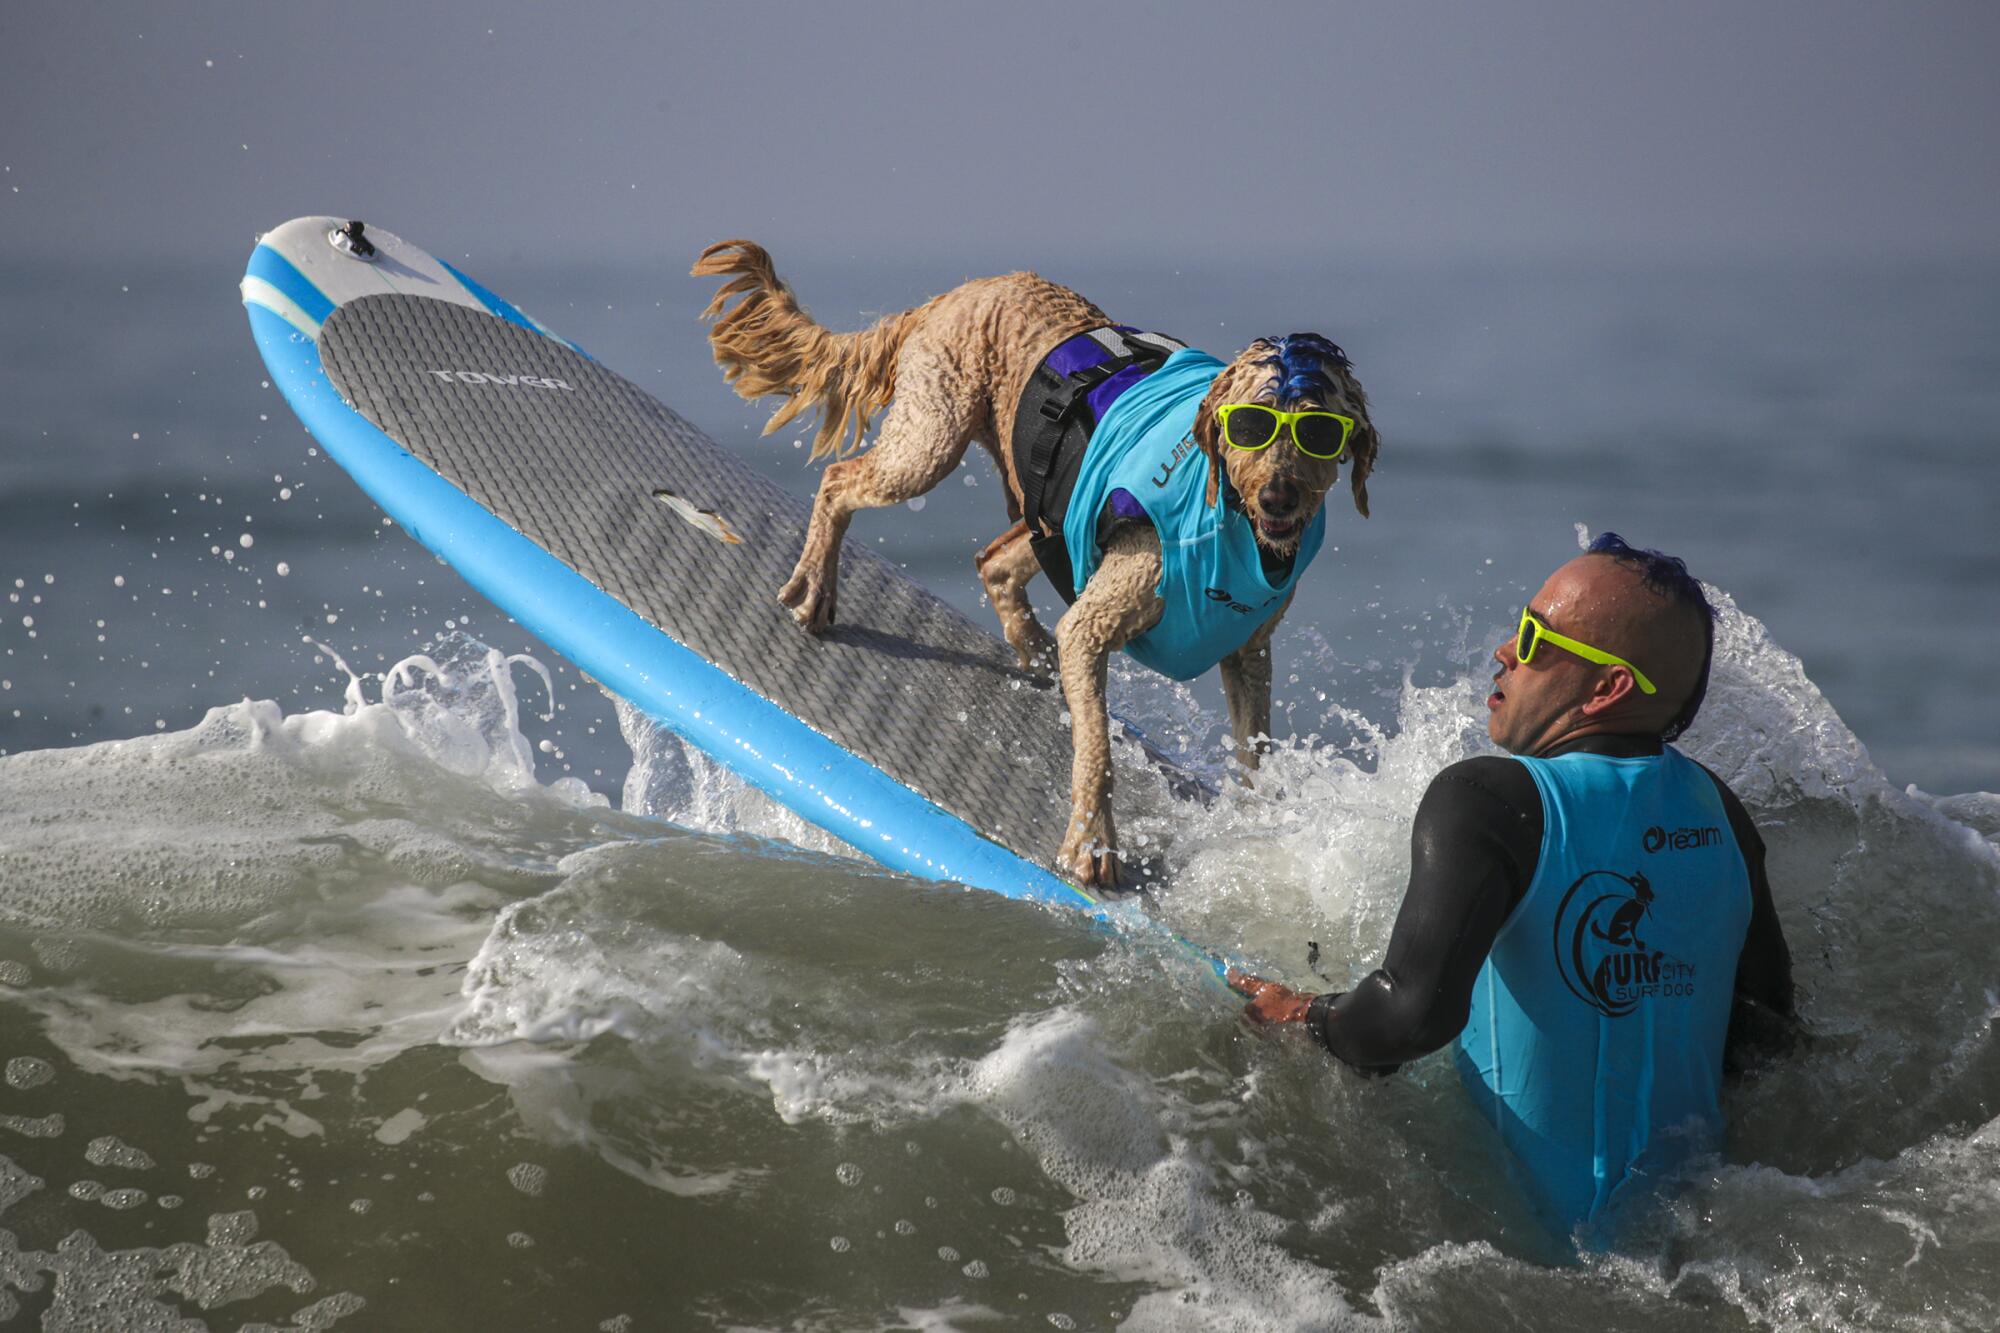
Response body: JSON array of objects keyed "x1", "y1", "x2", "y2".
[{"x1": 241, "y1": 224, "x2": 1234, "y2": 987}]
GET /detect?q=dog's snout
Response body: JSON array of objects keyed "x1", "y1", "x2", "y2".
[{"x1": 1259, "y1": 479, "x2": 1301, "y2": 515}]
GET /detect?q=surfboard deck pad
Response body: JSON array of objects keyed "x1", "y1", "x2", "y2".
[{"x1": 318, "y1": 290, "x2": 1076, "y2": 852}]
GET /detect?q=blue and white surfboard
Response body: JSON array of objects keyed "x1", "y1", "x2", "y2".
[{"x1": 241, "y1": 217, "x2": 1218, "y2": 958}]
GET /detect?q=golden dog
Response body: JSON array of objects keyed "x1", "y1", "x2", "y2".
[{"x1": 693, "y1": 242, "x2": 1378, "y2": 888}]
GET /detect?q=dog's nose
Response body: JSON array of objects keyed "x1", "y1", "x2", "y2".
[{"x1": 1259, "y1": 480, "x2": 1300, "y2": 515}]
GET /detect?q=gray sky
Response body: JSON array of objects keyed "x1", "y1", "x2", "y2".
[{"x1": 3, "y1": 0, "x2": 1997, "y2": 267}]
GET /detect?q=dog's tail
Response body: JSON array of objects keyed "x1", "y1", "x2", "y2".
[{"x1": 692, "y1": 240, "x2": 933, "y2": 461}]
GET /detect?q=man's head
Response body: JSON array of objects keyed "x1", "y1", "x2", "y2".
[
  {"x1": 1486, "y1": 533, "x2": 1717, "y2": 755},
  {"x1": 1191, "y1": 333, "x2": 1379, "y2": 554}
]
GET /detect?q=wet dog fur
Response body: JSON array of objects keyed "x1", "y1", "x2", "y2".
[{"x1": 693, "y1": 241, "x2": 1378, "y2": 888}]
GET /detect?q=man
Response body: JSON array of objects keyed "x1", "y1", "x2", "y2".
[{"x1": 1228, "y1": 533, "x2": 1796, "y2": 1227}]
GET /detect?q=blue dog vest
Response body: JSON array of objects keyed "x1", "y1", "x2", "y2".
[
  {"x1": 1062, "y1": 349, "x2": 1326, "y2": 680},
  {"x1": 1455, "y1": 748, "x2": 1753, "y2": 1226}
]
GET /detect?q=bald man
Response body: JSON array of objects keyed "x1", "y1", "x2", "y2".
[{"x1": 1228, "y1": 533, "x2": 1795, "y2": 1228}]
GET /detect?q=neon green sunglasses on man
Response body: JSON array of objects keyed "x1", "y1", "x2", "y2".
[
  {"x1": 1515, "y1": 607, "x2": 1657, "y2": 695},
  {"x1": 1216, "y1": 403, "x2": 1354, "y2": 460}
]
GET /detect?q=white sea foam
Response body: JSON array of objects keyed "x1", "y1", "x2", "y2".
[
  {"x1": 0, "y1": 588, "x2": 1994, "y2": 1328},
  {"x1": 0, "y1": 636, "x2": 620, "y2": 1085},
  {"x1": 964, "y1": 1008, "x2": 1370, "y2": 1331}
]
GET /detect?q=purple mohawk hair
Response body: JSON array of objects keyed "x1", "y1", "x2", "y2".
[
  {"x1": 1256, "y1": 333, "x2": 1352, "y2": 409},
  {"x1": 1585, "y1": 531, "x2": 1717, "y2": 742}
]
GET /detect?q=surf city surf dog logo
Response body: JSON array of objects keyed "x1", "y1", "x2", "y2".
[
  {"x1": 427, "y1": 369, "x2": 575, "y2": 391},
  {"x1": 1550, "y1": 869, "x2": 1698, "y2": 1017}
]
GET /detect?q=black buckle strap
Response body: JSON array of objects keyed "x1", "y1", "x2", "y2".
[
  {"x1": 1012, "y1": 328, "x2": 1183, "y2": 601},
  {"x1": 1023, "y1": 358, "x2": 1127, "y2": 505}
]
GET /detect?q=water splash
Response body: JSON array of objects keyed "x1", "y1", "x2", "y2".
[
  {"x1": 613, "y1": 695, "x2": 855, "y2": 858},
  {"x1": 1, "y1": 592, "x2": 1995, "y2": 1328}
]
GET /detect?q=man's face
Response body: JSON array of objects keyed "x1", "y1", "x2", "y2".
[{"x1": 1487, "y1": 558, "x2": 1615, "y2": 755}]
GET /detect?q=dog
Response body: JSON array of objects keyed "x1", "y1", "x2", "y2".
[{"x1": 692, "y1": 241, "x2": 1378, "y2": 888}]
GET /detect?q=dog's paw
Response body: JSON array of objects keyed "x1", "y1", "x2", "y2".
[
  {"x1": 777, "y1": 566, "x2": 836, "y2": 633},
  {"x1": 1015, "y1": 631, "x2": 1058, "y2": 680},
  {"x1": 1059, "y1": 818, "x2": 1124, "y2": 892},
  {"x1": 1069, "y1": 844, "x2": 1125, "y2": 891}
]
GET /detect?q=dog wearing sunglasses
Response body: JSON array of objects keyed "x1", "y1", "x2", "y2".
[{"x1": 694, "y1": 241, "x2": 1379, "y2": 888}]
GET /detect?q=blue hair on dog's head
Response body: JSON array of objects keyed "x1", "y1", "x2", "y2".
[{"x1": 1256, "y1": 333, "x2": 1351, "y2": 408}]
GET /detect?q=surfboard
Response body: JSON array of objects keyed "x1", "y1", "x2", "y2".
[{"x1": 240, "y1": 217, "x2": 1216, "y2": 964}]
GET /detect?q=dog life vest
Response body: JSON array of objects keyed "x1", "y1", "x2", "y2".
[
  {"x1": 1455, "y1": 748, "x2": 1753, "y2": 1226},
  {"x1": 1012, "y1": 331, "x2": 1326, "y2": 681}
]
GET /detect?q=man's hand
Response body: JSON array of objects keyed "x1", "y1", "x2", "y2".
[{"x1": 1226, "y1": 970, "x2": 1316, "y2": 1025}]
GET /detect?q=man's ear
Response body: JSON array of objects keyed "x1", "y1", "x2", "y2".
[
  {"x1": 1578, "y1": 667, "x2": 1640, "y2": 716},
  {"x1": 1193, "y1": 394, "x2": 1224, "y2": 507}
]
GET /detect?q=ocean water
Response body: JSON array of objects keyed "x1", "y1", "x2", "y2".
[{"x1": 0, "y1": 254, "x2": 1996, "y2": 1329}]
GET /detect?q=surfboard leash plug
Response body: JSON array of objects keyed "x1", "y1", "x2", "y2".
[{"x1": 328, "y1": 219, "x2": 378, "y2": 261}]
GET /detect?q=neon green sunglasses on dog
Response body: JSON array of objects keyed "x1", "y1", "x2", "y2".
[
  {"x1": 1515, "y1": 607, "x2": 1658, "y2": 694},
  {"x1": 1216, "y1": 403, "x2": 1354, "y2": 460}
]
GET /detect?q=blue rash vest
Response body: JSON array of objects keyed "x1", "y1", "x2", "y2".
[
  {"x1": 1455, "y1": 747, "x2": 1753, "y2": 1226},
  {"x1": 1061, "y1": 348, "x2": 1326, "y2": 681}
]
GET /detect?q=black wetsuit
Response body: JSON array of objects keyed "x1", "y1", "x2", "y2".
[{"x1": 1305, "y1": 734, "x2": 1796, "y2": 1073}]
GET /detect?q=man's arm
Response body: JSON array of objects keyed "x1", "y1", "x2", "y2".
[
  {"x1": 1299, "y1": 757, "x2": 1539, "y2": 1071},
  {"x1": 1703, "y1": 766, "x2": 1800, "y2": 1069}
]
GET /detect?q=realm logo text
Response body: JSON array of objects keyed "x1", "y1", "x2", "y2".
[
  {"x1": 428, "y1": 370, "x2": 575, "y2": 391},
  {"x1": 1643, "y1": 824, "x2": 1721, "y2": 853}
]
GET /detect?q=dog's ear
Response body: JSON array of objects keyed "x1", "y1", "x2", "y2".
[
  {"x1": 1192, "y1": 393, "x2": 1224, "y2": 507},
  {"x1": 1347, "y1": 421, "x2": 1379, "y2": 518}
]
